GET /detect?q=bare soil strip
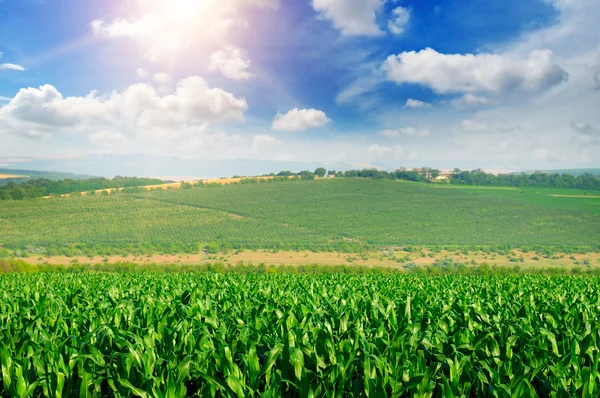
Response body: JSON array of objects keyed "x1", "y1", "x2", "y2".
[
  {"x1": 44, "y1": 176, "x2": 284, "y2": 198},
  {"x1": 0, "y1": 174, "x2": 27, "y2": 179},
  {"x1": 431, "y1": 185, "x2": 519, "y2": 191},
  {"x1": 23, "y1": 249, "x2": 600, "y2": 269}
]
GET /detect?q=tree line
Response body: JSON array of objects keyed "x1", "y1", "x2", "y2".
[
  {"x1": 448, "y1": 169, "x2": 600, "y2": 190},
  {"x1": 2, "y1": 166, "x2": 598, "y2": 201},
  {"x1": 0, "y1": 176, "x2": 164, "y2": 200},
  {"x1": 267, "y1": 167, "x2": 600, "y2": 190}
]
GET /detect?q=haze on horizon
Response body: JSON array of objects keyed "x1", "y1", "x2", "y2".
[{"x1": 0, "y1": 0, "x2": 599, "y2": 173}]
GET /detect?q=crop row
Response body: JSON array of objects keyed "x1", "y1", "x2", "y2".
[{"x1": 2, "y1": 179, "x2": 599, "y2": 257}]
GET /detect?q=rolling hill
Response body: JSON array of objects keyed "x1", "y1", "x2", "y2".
[{"x1": 1, "y1": 178, "x2": 598, "y2": 256}]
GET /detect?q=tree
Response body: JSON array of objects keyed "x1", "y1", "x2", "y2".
[
  {"x1": 314, "y1": 167, "x2": 326, "y2": 177},
  {"x1": 298, "y1": 170, "x2": 315, "y2": 180}
]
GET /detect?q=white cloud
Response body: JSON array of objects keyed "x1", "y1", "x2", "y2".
[
  {"x1": 252, "y1": 134, "x2": 279, "y2": 150},
  {"x1": 458, "y1": 119, "x2": 518, "y2": 134},
  {"x1": 0, "y1": 77, "x2": 248, "y2": 141},
  {"x1": 380, "y1": 127, "x2": 431, "y2": 138},
  {"x1": 208, "y1": 46, "x2": 253, "y2": 80},
  {"x1": 388, "y1": 7, "x2": 410, "y2": 35},
  {"x1": 272, "y1": 108, "x2": 331, "y2": 131},
  {"x1": 533, "y1": 148, "x2": 560, "y2": 162},
  {"x1": 153, "y1": 72, "x2": 171, "y2": 83},
  {"x1": 136, "y1": 68, "x2": 149, "y2": 79},
  {"x1": 312, "y1": 0, "x2": 385, "y2": 36},
  {"x1": 0, "y1": 97, "x2": 11, "y2": 102},
  {"x1": 0, "y1": 63, "x2": 25, "y2": 71},
  {"x1": 366, "y1": 144, "x2": 393, "y2": 158},
  {"x1": 382, "y1": 48, "x2": 567, "y2": 94},
  {"x1": 404, "y1": 98, "x2": 431, "y2": 109},
  {"x1": 451, "y1": 94, "x2": 495, "y2": 107}
]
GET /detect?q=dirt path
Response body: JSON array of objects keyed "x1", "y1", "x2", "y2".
[
  {"x1": 549, "y1": 194, "x2": 600, "y2": 199},
  {"x1": 24, "y1": 249, "x2": 600, "y2": 269},
  {"x1": 43, "y1": 175, "x2": 284, "y2": 198},
  {"x1": 0, "y1": 174, "x2": 27, "y2": 179}
]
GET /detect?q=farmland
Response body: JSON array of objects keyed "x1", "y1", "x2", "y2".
[
  {"x1": 2, "y1": 272, "x2": 600, "y2": 396},
  {"x1": 2, "y1": 177, "x2": 600, "y2": 396},
  {"x1": 1, "y1": 178, "x2": 599, "y2": 259},
  {"x1": 0, "y1": 173, "x2": 27, "y2": 179}
]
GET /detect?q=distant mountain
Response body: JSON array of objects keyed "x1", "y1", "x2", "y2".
[
  {"x1": 0, "y1": 155, "x2": 352, "y2": 179},
  {"x1": 545, "y1": 169, "x2": 600, "y2": 176},
  {"x1": 516, "y1": 169, "x2": 600, "y2": 177},
  {"x1": 0, "y1": 167, "x2": 96, "y2": 186}
]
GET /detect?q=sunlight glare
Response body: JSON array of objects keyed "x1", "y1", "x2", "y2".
[{"x1": 163, "y1": 0, "x2": 214, "y2": 23}]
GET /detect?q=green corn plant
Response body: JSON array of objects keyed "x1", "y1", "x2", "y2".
[{"x1": 1, "y1": 273, "x2": 600, "y2": 396}]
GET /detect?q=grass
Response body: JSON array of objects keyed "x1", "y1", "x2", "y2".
[
  {"x1": 440, "y1": 185, "x2": 600, "y2": 215},
  {"x1": 1, "y1": 178, "x2": 599, "y2": 255}
]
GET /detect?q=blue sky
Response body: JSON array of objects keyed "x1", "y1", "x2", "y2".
[{"x1": 0, "y1": 0, "x2": 599, "y2": 174}]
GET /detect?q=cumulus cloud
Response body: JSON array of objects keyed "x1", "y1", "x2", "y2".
[
  {"x1": 388, "y1": 7, "x2": 410, "y2": 35},
  {"x1": 382, "y1": 48, "x2": 568, "y2": 94},
  {"x1": 272, "y1": 108, "x2": 331, "y2": 131},
  {"x1": 208, "y1": 46, "x2": 253, "y2": 80},
  {"x1": 458, "y1": 119, "x2": 518, "y2": 134},
  {"x1": 366, "y1": 144, "x2": 393, "y2": 158},
  {"x1": 0, "y1": 63, "x2": 25, "y2": 71},
  {"x1": 0, "y1": 77, "x2": 248, "y2": 141},
  {"x1": 312, "y1": 0, "x2": 385, "y2": 36},
  {"x1": 404, "y1": 99, "x2": 431, "y2": 109},
  {"x1": 380, "y1": 127, "x2": 431, "y2": 138}
]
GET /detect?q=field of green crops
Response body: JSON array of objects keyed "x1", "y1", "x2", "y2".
[
  {"x1": 1, "y1": 179, "x2": 599, "y2": 256},
  {"x1": 1, "y1": 273, "x2": 599, "y2": 396}
]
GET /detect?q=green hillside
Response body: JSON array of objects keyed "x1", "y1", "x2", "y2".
[{"x1": 1, "y1": 178, "x2": 599, "y2": 256}]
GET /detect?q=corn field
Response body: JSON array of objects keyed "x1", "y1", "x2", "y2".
[{"x1": 1, "y1": 273, "x2": 599, "y2": 397}]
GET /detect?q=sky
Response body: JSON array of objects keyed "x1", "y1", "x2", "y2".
[{"x1": 0, "y1": 0, "x2": 599, "y2": 173}]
